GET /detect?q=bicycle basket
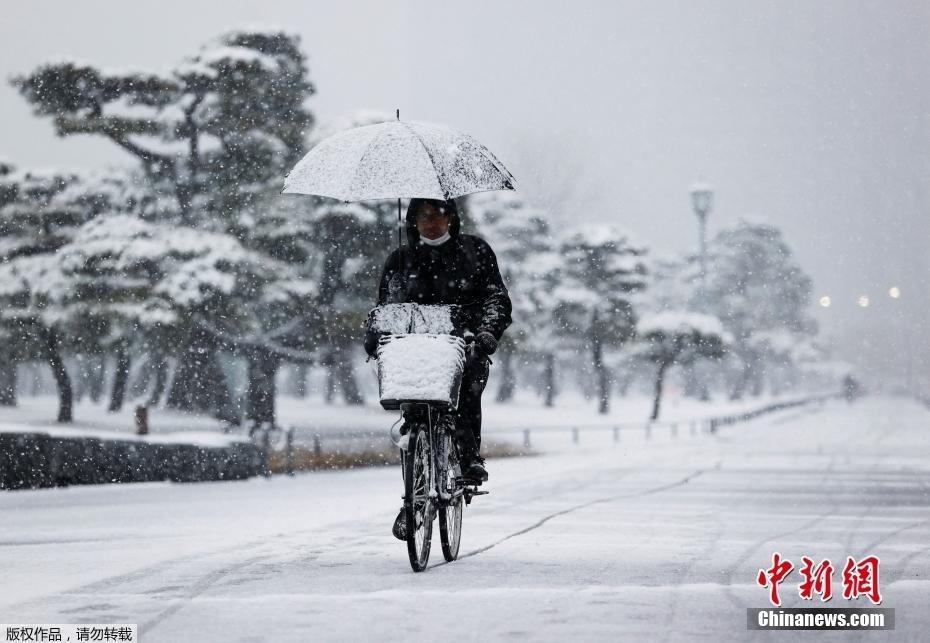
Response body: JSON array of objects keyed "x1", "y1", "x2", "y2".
[{"x1": 377, "y1": 333, "x2": 466, "y2": 411}]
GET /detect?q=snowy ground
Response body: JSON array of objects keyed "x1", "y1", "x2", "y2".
[{"x1": 1, "y1": 396, "x2": 927, "y2": 641}]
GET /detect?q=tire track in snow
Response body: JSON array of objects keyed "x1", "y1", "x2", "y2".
[
  {"x1": 141, "y1": 553, "x2": 275, "y2": 634},
  {"x1": 446, "y1": 466, "x2": 712, "y2": 564},
  {"x1": 858, "y1": 518, "x2": 930, "y2": 559},
  {"x1": 126, "y1": 462, "x2": 644, "y2": 627},
  {"x1": 884, "y1": 541, "x2": 930, "y2": 587},
  {"x1": 8, "y1": 515, "x2": 385, "y2": 614},
  {"x1": 24, "y1": 460, "x2": 641, "y2": 620},
  {"x1": 660, "y1": 491, "x2": 730, "y2": 643},
  {"x1": 882, "y1": 468, "x2": 930, "y2": 585},
  {"x1": 839, "y1": 411, "x2": 899, "y2": 556}
]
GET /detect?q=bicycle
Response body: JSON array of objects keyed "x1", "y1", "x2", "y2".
[{"x1": 370, "y1": 303, "x2": 488, "y2": 572}]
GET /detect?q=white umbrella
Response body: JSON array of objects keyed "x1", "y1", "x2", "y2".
[
  {"x1": 283, "y1": 115, "x2": 517, "y2": 302},
  {"x1": 283, "y1": 118, "x2": 515, "y2": 201}
]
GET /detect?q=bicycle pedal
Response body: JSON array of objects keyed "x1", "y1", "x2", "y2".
[{"x1": 463, "y1": 486, "x2": 488, "y2": 505}]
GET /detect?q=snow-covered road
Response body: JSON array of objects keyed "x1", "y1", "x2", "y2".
[{"x1": 2, "y1": 397, "x2": 928, "y2": 641}]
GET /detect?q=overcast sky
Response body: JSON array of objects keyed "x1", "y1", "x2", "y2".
[{"x1": 2, "y1": 1, "x2": 928, "y2": 386}]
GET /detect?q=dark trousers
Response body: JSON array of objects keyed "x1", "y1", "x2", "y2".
[{"x1": 454, "y1": 354, "x2": 490, "y2": 461}]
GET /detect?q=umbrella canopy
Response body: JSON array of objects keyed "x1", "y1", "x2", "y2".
[{"x1": 283, "y1": 120, "x2": 515, "y2": 201}]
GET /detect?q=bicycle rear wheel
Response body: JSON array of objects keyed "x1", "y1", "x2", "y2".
[
  {"x1": 439, "y1": 433, "x2": 463, "y2": 561},
  {"x1": 405, "y1": 428, "x2": 433, "y2": 572}
]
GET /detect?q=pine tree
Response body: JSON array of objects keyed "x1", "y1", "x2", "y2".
[
  {"x1": 466, "y1": 191, "x2": 556, "y2": 403},
  {"x1": 254, "y1": 110, "x2": 395, "y2": 406},
  {"x1": 12, "y1": 28, "x2": 316, "y2": 418},
  {"x1": 636, "y1": 312, "x2": 728, "y2": 420},
  {"x1": 0, "y1": 166, "x2": 145, "y2": 420},
  {"x1": 702, "y1": 220, "x2": 816, "y2": 399},
  {"x1": 554, "y1": 225, "x2": 647, "y2": 413},
  {"x1": 14, "y1": 29, "x2": 313, "y2": 230}
]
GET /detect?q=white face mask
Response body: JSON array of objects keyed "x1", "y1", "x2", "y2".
[{"x1": 420, "y1": 231, "x2": 451, "y2": 246}]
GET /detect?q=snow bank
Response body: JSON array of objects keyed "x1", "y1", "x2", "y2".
[
  {"x1": 377, "y1": 334, "x2": 466, "y2": 409},
  {"x1": 0, "y1": 422, "x2": 246, "y2": 448},
  {"x1": 0, "y1": 426, "x2": 261, "y2": 490}
]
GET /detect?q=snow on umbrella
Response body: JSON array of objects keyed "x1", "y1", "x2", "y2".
[{"x1": 282, "y1": 118, "x2": 515, "y2": 201}]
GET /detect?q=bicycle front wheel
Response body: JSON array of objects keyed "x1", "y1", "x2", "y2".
[
  {"x1": 405, "y1": 428, "x2": 433, "y2": 572},
  {"x1": 439, "y1": 433, "x2": 463, "y2": 561}
]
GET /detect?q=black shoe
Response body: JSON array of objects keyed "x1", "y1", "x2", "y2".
[
  {"x1": 463, "y1": 457, "x2": 488, "y2": 483},
  {"x1": 392, "y1": 507, "x2": 406, "y2": 540}
]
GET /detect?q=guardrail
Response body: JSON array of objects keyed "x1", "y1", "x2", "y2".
[
  {"x1": 478, "y1": 391, "x2": 839, "y2": 448},
  {"x1": 281, "y1": 391, "x2": 841, "y2": 462}
]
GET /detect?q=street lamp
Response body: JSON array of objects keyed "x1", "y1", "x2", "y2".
[
  {"x1": 689, "y1": 181, "x2": 714, "y2": 402},
  {"x1": 690, "y1": 181, "x2": 714, "y2": 309}
]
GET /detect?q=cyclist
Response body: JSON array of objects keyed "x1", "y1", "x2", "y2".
[{"x1": 364, "y1": 197, "x2": 512, "y2": 539}]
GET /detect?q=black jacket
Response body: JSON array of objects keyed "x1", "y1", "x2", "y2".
[{"x1": 374, "y1": 208, "x2": 512, "y2": 341}]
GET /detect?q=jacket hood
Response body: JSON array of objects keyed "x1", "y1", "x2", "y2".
[{"x1": 405, "y1": 198, "x2": 461, "y2": 247}]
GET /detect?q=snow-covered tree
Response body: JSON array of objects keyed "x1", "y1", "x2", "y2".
[
  {"x1": 636, "y1": 312, "x2": 729, "y2": 420},
  {"x1": 12, "y1": 28, "x2": 317, "y2": 418},
  {"x1": 702, "y1": 220, "x2": 816, "y2": 399},
  {"x1": 57, "y1": 212, "x2": 317, "y2": 424},
  {"x1": 293, "y1": 200, "x2": 380, "y2": 405},
  {"x1": 752, "y1": 328, "x2": 805, "y2": 395},
  {"x1": 253, "y1": 109, "x2": 397, "y2": 404},
  {"x1": 554, "y1": 225, "x2": 647, "y2": 413},
  {"x1": 0, "y1": 166, "x2": 154, "y2": 420},
  {"x1": 13, "y1": 28, "x2": 313, "y2": 229},
  {"x1": 639, "y1": 253, "x2": 712, "y2": 400},
  {"x1": 466, "y1": 191, "x2": 556, "y2": 402},
  {"x1": 0, "y1": 253, "x2": 71, "y2": 420}
]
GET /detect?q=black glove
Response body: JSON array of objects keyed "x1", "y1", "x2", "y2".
[
  {"x1": 474, "y1": 331, "x2": 498, "y2": 356},
  {"x1": 363, "y1": 329, "x2": 381, "y2": 358}
]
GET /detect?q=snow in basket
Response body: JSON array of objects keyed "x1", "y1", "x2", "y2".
[
  {"x1": 377, "y1": 334, "x2": 466, "y2": 409},
  {"x1": 368, "y1": 303, "x2": 455, "y2": 335}
]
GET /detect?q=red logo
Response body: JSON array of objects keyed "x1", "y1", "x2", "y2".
[
  {"x1": 842, "y1": 555, "x2": 882, "y2": 604},
  {"x1": 757, "y1": 553, "x2": 882, "y2": 606},
  {"x1": 756, "y1": 552, "x2": 794, "y2": 606},
  {"x1": 798, "y1": 556, "x2": 834, "y2": 601}
]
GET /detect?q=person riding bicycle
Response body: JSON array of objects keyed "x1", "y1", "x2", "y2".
[{"x1": 365, "y1": 197, "x2": 512, "y2": 536}]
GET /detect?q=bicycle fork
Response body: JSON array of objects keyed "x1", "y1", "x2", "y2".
[
  {"x1": 424, "y1": 404, "x2": 438, "y2": 502},
  {"x1": 402, "y1": 403, "x2": 439, "y2": 501}
]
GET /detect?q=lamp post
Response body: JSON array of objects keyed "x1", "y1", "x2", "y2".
[
  {"x1": 689, "y1": 181, "x2": 713, "y2": 402},
  {"x1": 690, "y1": 181, "x2": 714, "y2": 309}
]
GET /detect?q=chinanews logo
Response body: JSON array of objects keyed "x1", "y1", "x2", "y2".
[
  {"x1": 756, "y1": 552, "x2": 882, "y2": 605},
  {"x1": 748, "y1": 553, "x2": 893, "y2": 631}
]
